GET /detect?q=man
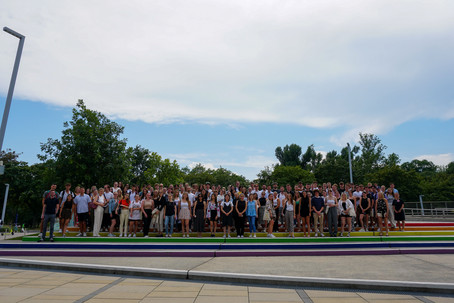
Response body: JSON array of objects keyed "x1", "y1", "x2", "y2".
[
  {"x1": 39, "y1": 184, "x2": 59, "y2": 238},
  {"x1": 74, "y1": 187, "x2": 90, "y2": 236},
  {"x1": 59, "y1": 183, "x2": 74, "y2": 232},
  {"x1": 102, "y1": 184, "x2": 114, "y2": 231},
  {"x1": 311, "y1": 189, "x2": 325, "y2": 237},
  {"x1": 39, "y1": 190, "x2": 59, "y2": 242}
]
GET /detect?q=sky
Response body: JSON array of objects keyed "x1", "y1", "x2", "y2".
[{"x1": 0, "y1": 0, "x2": 453, "y2": 181}]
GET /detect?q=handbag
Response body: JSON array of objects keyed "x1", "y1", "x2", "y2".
[
  {"x1": 349, "y1": 207, "x2": 356, "y2": 217},
  {"x1": 88, "y1": 202, "x2": 97, "y2": 210}
]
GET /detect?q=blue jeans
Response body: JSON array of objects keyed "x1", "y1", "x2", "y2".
[
  {"x1": 247, "y1": 216, "x2": 256, "y2": 233},
  {"x1": 165, "y1": 216, "x2": 175, "y2": 235}
]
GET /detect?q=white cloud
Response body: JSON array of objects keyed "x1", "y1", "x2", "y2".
[
  {"x1": 415, "y1": 153, "x2": 454, "y2": 166},
  {"x1": 1, "y1": 0, "x2": 454, "y2": 139}
]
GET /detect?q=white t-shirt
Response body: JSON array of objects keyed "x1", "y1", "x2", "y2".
[{"x1": 129, "y1": 200, "x2": 142, "y2": 220}]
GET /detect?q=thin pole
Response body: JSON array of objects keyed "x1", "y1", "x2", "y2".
[
  {"x1": 0, "y1": 27, "x2": 25, "y2": 152},
  {"x1": 347, "y1": 143, "x2": 353, "y2": 184},
  {"x1": 1, "y1": 184, "x2": 9, "y2": 225}
]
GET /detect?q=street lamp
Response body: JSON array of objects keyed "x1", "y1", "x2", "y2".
[
  {"x1": 347, "y1": 143, "x2": 353, "y2": 184},
  {"x1": 0, "y1": 27, "x2": 25, "y2": 152}
]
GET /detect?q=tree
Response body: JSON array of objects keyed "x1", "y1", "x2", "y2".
[
  {"x1": 353, "y1": 133, "x2": 387, "y2": 182},
  {"x1": 401, "y1": 159, "x2": 437, "y2": 175},
  {"x1": 275, "y1": 144, "x2": 302, "y2": 167},
  {"x1": 127, "y1": 145, "x2": 152, "y2": 185},
  {"x1": 39, "y1": 100, "x2": 129, "y2": 187},
  {"x1": 301, "y1": 144, "x2": 323, "y2": 172},
  {"x1": 270, "y1": 165, "x2": 315, "y2": 186},
  {"x1": 383, "y1": 153, "x2": 401, "y2": 167},
  {"x1": 255, "y1": 165, "x2": 274, "y2": 185},
  {"x1": 314, "y1": 150, "x2": 350, "y2": 183},
  {"x1": 144, "y1": 152, "x2": 184, "y2": 185},
  {"x1": 182, "y1": 164, "x2": 248, "y2": 187}
]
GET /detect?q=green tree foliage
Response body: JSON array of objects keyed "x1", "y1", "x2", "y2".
[
  {"x1": 301, "y1": 144, "x2": 323, "y2": 171},
  {"x1": 183, "y1": 164, "x2": 248, "y2": 187},
  {"x1": 275, "y1": 144, "x2": 302, "y2": 167},
  {"x1": 127, "y1": 145, "x2": 152, "y2": 185},
  {"x1": 144, "y1": 152, "x2": 184, "y2": 185},
  {"x1": 266, "y1": 165, "x2": 315, "y2": 186},
  {"x1": 353, "y1": 133, "x2": 387, "y2": 183},
  {"x1": 367, "y1": 166, "x2": 422, "y2": 201},
  {"x1": 401, "y1": 159, "x2": 437, "y2": 175},
  {"x1": 39, "y1": 100, "x2": 129, "y2": 187},
  {"x1": 314, "y1": 150, "x2": 350, "y2": 183}
]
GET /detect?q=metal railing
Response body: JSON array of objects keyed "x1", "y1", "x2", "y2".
[{"x1": 404, "y1": 201, "x2": 454, "y2": 217}]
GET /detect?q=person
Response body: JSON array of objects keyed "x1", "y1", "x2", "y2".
[
  {"x1": 393, "y1": 192, "x2": 405, "y2": 231},
  {"x1": 300, "y1": 191, "x2": 311, "y2": 237},
  {"x1": 154, "y1": 190, "x2": 166, "y2": 237},
  {"x1": 128, "y1": 194, "x2": 142, "y2": 237},
  {"x1": 235, "y1": 193, "x2": 247, "y2": 238},
  {"x1": 386, "y1": 188, "x2": 396, "y2": 228},
  {"x1": 376, "y1": 192, "x2": 389, "y2": 236},
  {"x1": 59, "y1": 193, "x2": 75, "y2": 238},
  {"x1": 39, "y1": 184, "x2": 59, "y2": 238},
  {"x1": 357, "y1": 192, "x2": 371, "y2": 232},
  {"x1": 164, "y1": 192, "x2": 177, "y2": 237},
  {"x1": 221, "y1": 193, "x2": 234, "y2": 238},
  {"x1": 264, "y1": 193, "x2": 276, "y2": 238},
  {"x1": 179, "y1": 192, "x2": 191, "y2": 237},
  {"x1": 338, "y1": 192, "x2": 354, "y2": 237},
  {"x1": 272, "y1": 191, "x2": 281, "y2": 233},
  {"x1": 74, "y1": 187, "x2": 90, "y2": 237},
  {"x1": 39, "y1": 190, "x2": 60, "y2": 242},
  {"x1": 59, "y1": 183, "x2": 73, "y2": 233},
  {"x1": 294, "y1": 191, "x2": 301, "y2": 232},
  {"x1": 207, "y1": 194, "x2": 219, "y2": 237},
  {"x1": 193, "y1": 194, "x2": 206, "y2": 237},
  {"x1": 102, "y1": 184, "x2": 113, "y2": 232},
  {"x1": 258, "y1": 191, "x2": 267, "y2": 232},
  {"x1": 284, "y1": 193, "x2": 296, "y2": 238},
  {"x1": 246, "y1": 194, "x2": 258, "y2": 238},
  {"x1": 92, "y1": 188, "x2": 107, "y2": 237},
  {"x1": 312, "y1": 189, "x2": 325, "y2": 237},
  {"x1": 141, "y1": 192, "x2": 154, "y2": 237},
  {"x1": 108, "y1": 192, "x2": 119, "y2": 237},
  {"x1": 117, "y1": 193, "x2": 130, "y2": 237}
]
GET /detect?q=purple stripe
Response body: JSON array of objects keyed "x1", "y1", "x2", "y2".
[{"x1": 0, "y1": 251, "x2": 214, "y2": 257}]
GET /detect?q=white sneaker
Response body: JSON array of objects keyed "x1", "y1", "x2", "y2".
[
  {"x1": 144, "y1": 235, "x2": 149, "y2": 238},
  {"x1": 128, "y1": 234, "x2": 132, "y2": 237},
  {"x1": 270, "y1": 234, "x2": 276, "y2": 238},
  {"x1": 315, "y1": 233, "x2": 318, "y2": 238},
  {"x1": 83, "y1": 233, "x2": 87, "y2": 237},
  {"x1": 223, "y1": 234, "x2": 226, "y2": 238},
  {"x1": 359, "y1": 228, "x2": 365, "y2": 232},
  {"x1": 241, "y1": 235, "x2": 244, "y2": 238},
  {"x1": 76, "y1": 233, "x2": 82, "y2": 237},
  {"x1": 228, "y1": 235, "x2": 231, "y2": 238},
  {"x1": 253, "y1": 234, "x2": 256, "y2": 238},
  {"x1": 347, "y1": 232, "x2": 351, "y2": 237},
  {"x1": 320, "y1": 233, "x2": 325, "y2": 237},
  {"x1": 38, "y1": 233, "x2": 43, "y2": 238},
  {"x1": 133, "y1": 234, "x2": 136, "y2": 237},
  {"x1": 119, "y1": 233, "x2": 123, "y2": 237},
  {"x1": 237, "y1": 235, "x2": 240, "y2": 238}
]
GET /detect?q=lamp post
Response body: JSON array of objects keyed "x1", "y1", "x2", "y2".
[
  {"x1": 0, "y1": 27, "x2": 25, "y2": 152},
  {"x1": 347, "y1": 143, "x2": 353, "y2": 184}
]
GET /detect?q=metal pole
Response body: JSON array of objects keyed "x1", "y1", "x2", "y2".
[
  {"x1": 1, "y1": 184, "x2": 9, "y2": 224},
  {"x1": 347, "y1": 143, "x2": 353, "y2": 184},
  {"x1": 419, "y1": 195, "x2": 425, "y2": 216},
  {"x1": 0, "y1": 27, "x2": 25, "y2": 152}
]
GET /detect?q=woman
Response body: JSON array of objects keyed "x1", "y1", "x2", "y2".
[
  {"x1": 221, "y1": 193, "x2": 234, "y2": 238},
  {"x1": 264, "y1": 194, "x2": 276, "y2": 238},
  {"x1": 376, "y1": 192, "x2": 389, "y2": 236},
  {"x1": 179, "y1": 192, "x2": 191, "y2": 237},
  {"x1": 207, "y1": 194, "x2": 219, "y2": 237},
  {"x1": 300, "y1": 191, "x2": 311, "y2": 237},
  {"x1": 164, "y1": 193, "x2": 177, "y2": 237},
  {"x1": 235, "y1": 193, "x2": 247, "y2": 238},
  {"x1": 108, "y1": 192, "x2": 119, "y2": 237},
  {"x1": 154, "y1": 190, "x2": 166, "y2": 237},
  {"x1": 284, "y1": 193, "x2": 296, "y2": 238},
  {"x1": 128, "y1": 194, "x2": 142, "y2": 237},
  {"x1": 116, "y1": 193, "x2": 130, "y2": 237},
  {"x1": 193, "y1": 194, "x2": 207, "y2": 238},
  {"x1": 358, "y1": 192, "x2": 371, "y2": 232},
  {"x1": 59, "y1": 193, "x2": 74, "y2": 238},
  {"x1": 246, "y1": 194, "x2": 258, "y2": 238},
  {"x1": 393, "y1": 192, "x2": 405, "y2": 231},
  {"x1": 257, "y1": 191, "x2": 267, "y2": 232},
  {"x1": 272, "y1": 191, "x2": 281, "y2": 233},
  {"x1": 325, "y1": 189, "x2": 338, "y2": 237},
  {"x1": 141, "y1": 192, "x2": 154, "y2": 237},
  {"x1": 338, "y1": 192, "x2": 354, "y2": 237},
  {"x1": 93, "y1": 188, "x2": 106, "y2": 237},
  {"x1": 386, "y1": 188, "x2": 396, "y2": 228},
  {"x1": 294, "y1": 191, "x2": 301, "y2": 232}
]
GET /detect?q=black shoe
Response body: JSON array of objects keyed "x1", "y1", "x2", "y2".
[{"x1": 50, "y1": 238, "x2": 54, "y2": 242}]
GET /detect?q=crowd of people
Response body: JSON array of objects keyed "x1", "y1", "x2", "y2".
[{"x1": 38, "y1": 180, "x2": 405, "y2": 242}]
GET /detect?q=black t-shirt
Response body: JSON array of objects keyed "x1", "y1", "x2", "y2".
[
  {"x1": 259, "y1": 197, "x2": 267, "y2": 206},
  {"x1": 44, "y1": 197, "x2": 59, "y2": 215},
  {"x1": 165, "y1": 201, "x2": 175, "y2": 216}
]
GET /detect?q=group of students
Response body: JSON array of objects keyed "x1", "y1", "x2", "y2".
[{"x1": 38, "y1": 180, "x2": 405, "y2": 241}]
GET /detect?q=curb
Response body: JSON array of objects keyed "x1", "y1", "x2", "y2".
[{"x1": 1, "y1": 257, "x2": 453, "y2": 294}]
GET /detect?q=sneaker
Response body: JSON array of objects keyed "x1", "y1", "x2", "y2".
[
  {"x1": 128, "y1": 234, "x2": 132, "y2": 237},
  {"x1": 315, "y1": 233, "x2": 318, "y2": 238},
  {"x1": 223, "y1": 234, "x2": 226, "y2": 238},
  {"x1": 249, "y1": 234, "x2": 252, "y2": 238},
  {"x1": 270, "y1": 234, "x2": 276, "y2": 238},
  {"x1": 37, "y1": 238, "x2": 43, "y2": 242},
  {"x1": 145, "y1": 235, "x2": 149, "y2": 238},
  {"x1": 253, "y1": 234, "x2": 256, "y2": 238},
  {"x1": 340, "y1": 233, "x2": 343, "y2": 237},
  {"x1": 228, "y1": 235, "x2": 231, "y2": 238},
  {"x1": 241, "y1": 235, "x2": 244, "y2": 238},
  {"x1": 347, "y1": 232, "x2": 351, "y2": 237},
  {"x1": 76, "y1": 233, "x2": 82, "y2": 237},
  {"x1": 119, "y1": 233, "x2": 123, "y2": 237},
  {"x1": 38, "y1": 233, "x2": 42, "y2": 238},
  {"x1": 237, "y1": 235, "x2": 240, "y2": 238},
  {"x1": 169, "y1": 234, "x2": 172, "y2": 238},
  {"x1": 83, "y1": 233, "x2": 87, "y2": 237},
  {"x1": 62, "y1": 234, "x2": 66, "y2": 238},
  {"x1": 320, "y1": 232, "x2": 325, "y2": 237},
  {"x1": 133, "y1": 234, "x2": 136, "y2": 237},
  {"x1": 50, "y1": 238, "x2": 54, "y2": 242},
  {"x1": 359, "y1": 228, "x2": 365, "y2": 232}
]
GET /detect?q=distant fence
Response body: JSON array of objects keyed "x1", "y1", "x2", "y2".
[{"x1": 405, "y1": 201, "x2": 454, "y2": 217}]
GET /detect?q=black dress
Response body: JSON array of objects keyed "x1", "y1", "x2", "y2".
[
  {"x1": 300, "y1": 196, "x2": 310, "y2": 217},
  {"x1": 393, "y1": 199, "x2": 405, "y2": 221}
]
